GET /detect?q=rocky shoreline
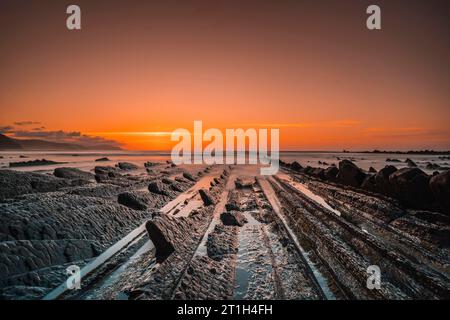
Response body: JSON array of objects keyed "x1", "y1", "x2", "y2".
[
  {"x1": 0, "y1": 161, "x2": 449, "y2": 300},
  {"x1": 0, "y1": 161, "x2": 196, "y2": 299},
  {"x1": 281, "y1": 159, "x2": 450, "y2": 216}
]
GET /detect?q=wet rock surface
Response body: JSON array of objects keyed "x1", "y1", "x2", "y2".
[
  {"x1": 374, "y1": 165, "x2": 398, "y2": 195},
  {"x1": 53, "y1": 167, "x2": 95, "y2": 180},
  {"x1": 173, "y1": 255, "x2": 236, "y2": 300},
  {"x1": 0, "y1": 163, "x2": 199, "y2": 299},
  {"x1": 429, "y1": 170, "x2": 450, "y2": 214},
  {"x1": 282, "y1": 159, "x2": 450, "y2": 216},
  {"x1": 118, "y1": 192, "x2": 148, "y2": 211},
  {"x1": 182, "y1": 172, "x2": 196, "y2": 182},
  {"x1": 270, "y1": 174, "x2": 449, "y2": 299},
  {"x1": 389, "y1": 168, "x2": 434, "y2": 209},
  {"x1": 0, "y1": 170, "x2": 71, "y2": 201},
  {"x1": 199, "y1": 189, "x2": 215, "y2": 206},
  {"x1": 116, "y1": 162, "x2": 138, "y2": 170},
  {"x1": 0, "y1": 193, "x2": 150, "y2": 245},
  {"x1": 148, "y1": 180, "x2": 170, "y2": 196},
  {"x1": 206, "y1": 224, "x2": 239, "y2": 260},
  {"x1": 110, "y1": 206, "x2": 216, "y2": 300},
  {"x1": 1, "y1": 164, "x2": 449, "y2": 300},
  {"x1": 9, "y1": 159, "x2": 62, "y2": 167},
  {"x1": 405, "y1": 158, "x2": 418, "y2": 167},
  {"x1": 337, "y1": 160, "x2": 367, "y2": 187},
  {"x1": 220, "y1": 211, "x2": 248, "y2": 227},
  {"x1": 324, "y1": 165, "x2": 339, "y2": 181},
  {"x1": 235, "y1": 177, "x2": 255, "y2": 189}
]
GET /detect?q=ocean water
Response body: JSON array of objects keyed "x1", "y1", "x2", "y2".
[{"x1": 0, "y1": 150, "x2": 448, "y2": 175}]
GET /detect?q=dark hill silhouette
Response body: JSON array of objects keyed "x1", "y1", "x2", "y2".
[
  {"x1": 0, "y1": 134, "x2": 121, "y2": 150},
  {"x1": 0, "y1": 134, "x2": 23, "y2": 149}
]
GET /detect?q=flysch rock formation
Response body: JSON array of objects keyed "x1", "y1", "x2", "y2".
[
  {"x1": 0, "y1": 162, "x2": 196, "y2": 299},
  {"x1": 1, "y1": 162, "x2": 449, "y2": 300}
]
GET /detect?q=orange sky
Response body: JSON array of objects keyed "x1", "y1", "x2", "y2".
[{"x1": 0, "y1": 0, "x2": 449, "y2": 150}]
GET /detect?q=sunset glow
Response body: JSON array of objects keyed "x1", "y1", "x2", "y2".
[{"x1": 1, "y1": 0, "x2": 449, "y2": 151}]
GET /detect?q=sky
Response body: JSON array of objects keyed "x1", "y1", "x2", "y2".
[{"x1": 0, "y1": 0, "x2": 449, "y2": 151}]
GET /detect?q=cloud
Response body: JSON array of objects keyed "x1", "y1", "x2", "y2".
[
  {"x1": 238, "y1": 119, "x2": 362, "y2": 129},
  {"x1": 14, "y1": 121, "x2": 41, "y2": 126},
  {"x1": 88, "y1": 131, "x2": 173, "y2": 136},
  {"x1": 13, "y1": 130, "x2": 81, "y2": 139},
  {"x1": 11, "y1": 130, "x2": 122, "y2": 148},
  {"x1": 32, "y1": 126, "x2": 46, "y2": 131},
  {"x1": 0, "y1": 126, "x2": 15, "y2": 133}
]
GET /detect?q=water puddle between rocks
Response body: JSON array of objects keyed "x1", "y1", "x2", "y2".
[
  {"x1": 43, "y1": 224, "x2": 147, "y2": 300},
  {"x1": 173, "y1": 199, "x2": 203, "y2": 217},
  {"x1": 234, "y1": 267, "x2": 250, "y2": 299},
  {"x1": 160, "y1": 171, "x2": 222, "y2": 214},
  {"x1": 233, "y1": 187, "x2": 275, "y2": 300},
  {"x1": 83, "y1": 240, "x2": 155, "y2": 299},
  {"x1": 116, "y1": 292, "x2": 129, "y2": 300},
  {"x1": 277, "y1": 173, "x2": 342, "y2": 217}
]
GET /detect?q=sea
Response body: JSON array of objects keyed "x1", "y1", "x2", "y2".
[{"x1": 1, "y1": 151, "x2": 448, "y2": 175}]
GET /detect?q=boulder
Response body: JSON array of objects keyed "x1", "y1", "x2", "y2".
[
  {"x1": 95, "y1": 157, "x2": 110, "y2": 162},
  {"x1": 429, "y1": 170, "x2": 450, "y2": 214},
  {"x1": 206, "y1": 224, "x2": 238, "y2": 261},
  {"x1": 145, "y1": 218, "x2": 175, "y2": 262},
  {"x1": 148, "y1": 180, "x2": 169, "y2": 196},
  {"x1": 374, "y1": 165, "x2": 398, "y2": 196},
  {"x1": 369, "y1": 167, "x2": 377, "y2": 173},
  {"x1": 310, "y1": 168, "x2": 325, "y2": 179},
  {"x1": 426, "y1": 162, "x2": 446, "y2": 171},
  {"x1": 303, "y1": 166, "x2": 314, "y2": 175},
  {"x1": 175, "y1": 177, "x2": 188, "y2": 184},
  {"x1": 405, "y1": 158, "x2": 417, "y2": 167},
  {"x1": 389, "y1": 168, "x2": 433, "y2": 208},
  {"x1": 220, "y1": 211, "x2": 247, "y2": 227},
  {"x1": 118, "y1": 192, "x2": 147, "y2": 211},
  {"x1": 161, "y1": 178, "x2": 174, "y2": 185},
  {"x1": 144, "y1": 161, "x2": 158, "y2": 167},
  {"x1": 9, "y1": 159, "x2": 61, "y2": 167},
  {"x1": 94, "y1": 166, "x2": 118, "y2": 175},
  {"x1": 337, "y1": 160, "x2": 367, "y2": 187},
  {"x1": 324, "y1": 166, "x2": 339, "y2": 181},
  {"x1": 361, "y1": 174, "x2": 377, "y2": 192},
  {"x1": 182, "y1": 172, "x2": 196, "y2": 182},
  {"x1": 116, "y1": 162, "x2": 138, "y2": 170},
  {"x1": 53, "y1": 167, "x2": 94, "y2": 180},
  {"x1": 199, "y1": 189, "x2": 215, "y2": 206},
  {"x1": 290, "y1": 161, "x2": 303, "y2": 172},
  {"x1": 225, "y1": 191, "x2": 240, "y2": 211},
  {"x1": 235, "y1": 177, "x2": 255, "y2": 189},
  {"x1": 170, "y1": 183, "x2": 183, "y2": 192},
  {"x1": 0, "y1": 170, "x2": 71, "y2": 201}
]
